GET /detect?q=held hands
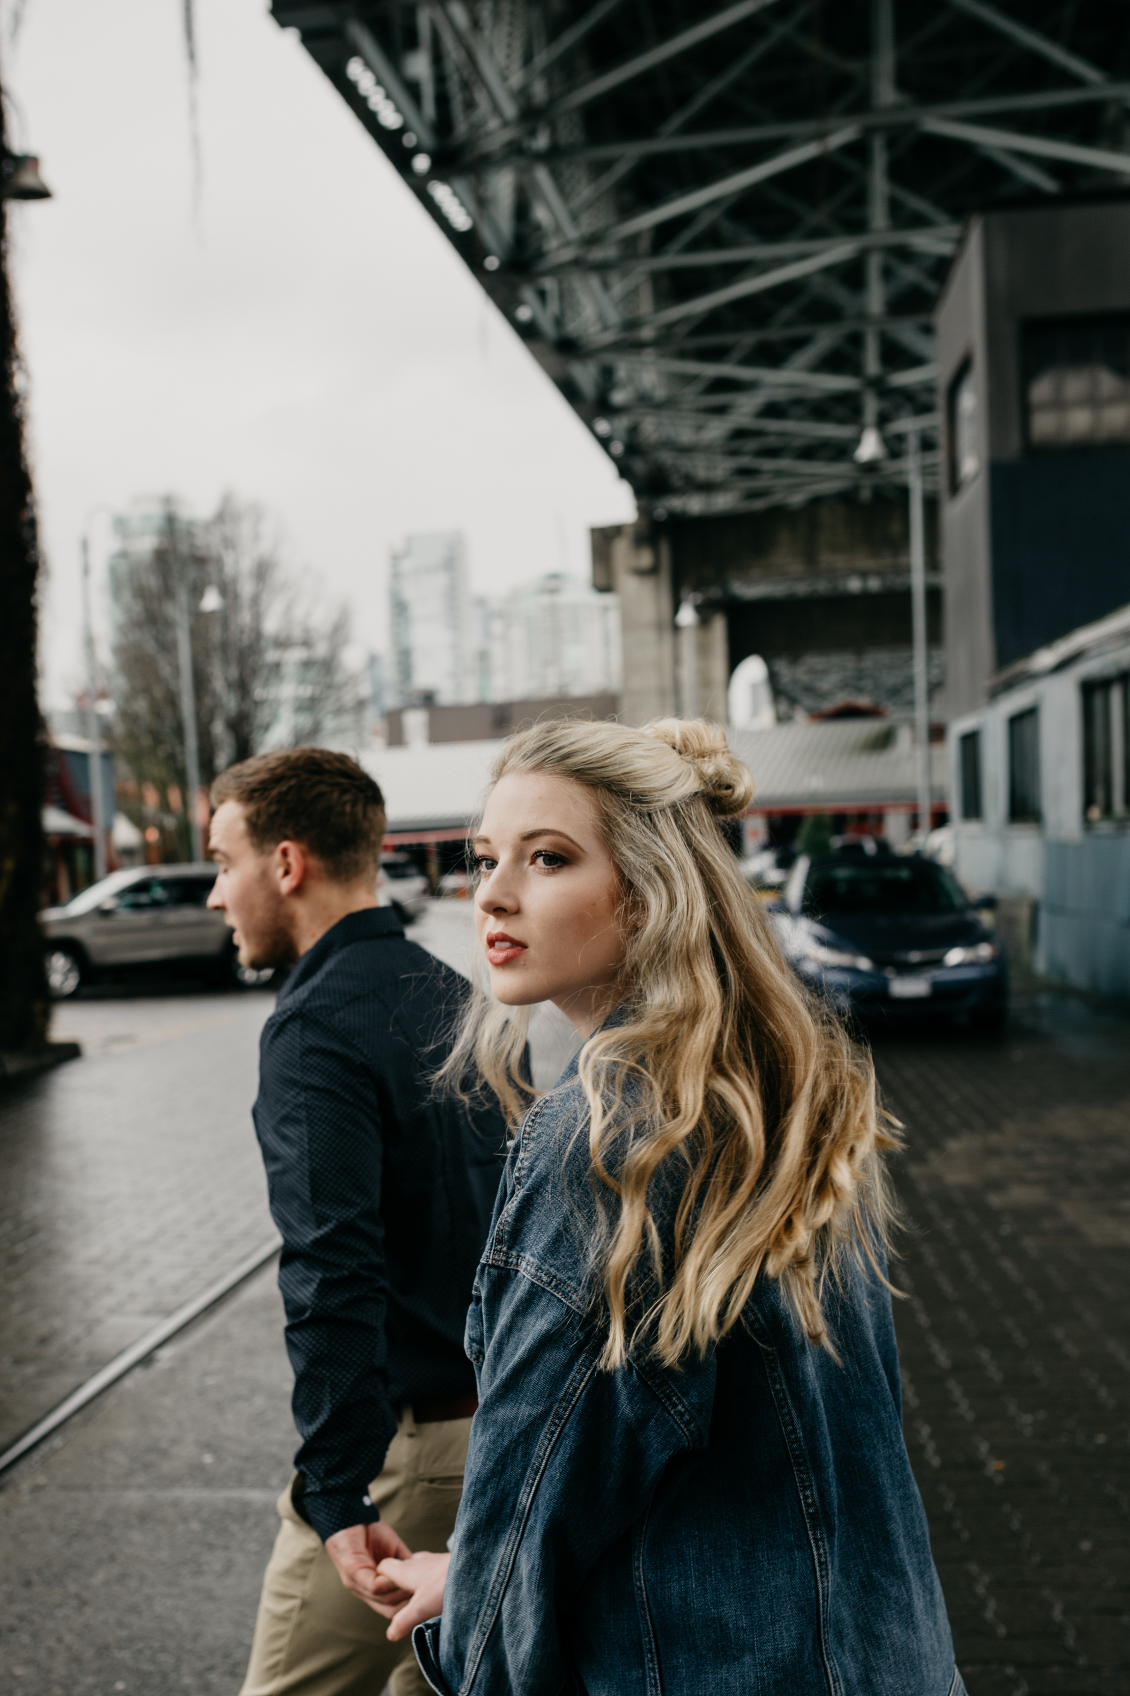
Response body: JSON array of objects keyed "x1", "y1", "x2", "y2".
[
  {"x1": 324, "y1": 1523, "x2": 450, "y2": 1638},
  {"x1": 323, "y1": 1521, "x2": 414, "y2": 1614},
  {"x1": 374, "y1": 1550, "x2": 452, "y2": 1640}
]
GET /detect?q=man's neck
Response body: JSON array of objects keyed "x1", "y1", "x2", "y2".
[{"x1": 290, "y1": 889, "x2": 379, "y2": 961}]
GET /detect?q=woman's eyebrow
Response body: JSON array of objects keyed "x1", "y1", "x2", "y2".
[
  {"x1": 470, "y1": 827, "x2": 585, "y2": 850},
  {"x1": 519, "y1": 828, "x2": 583, "y2": 850}
]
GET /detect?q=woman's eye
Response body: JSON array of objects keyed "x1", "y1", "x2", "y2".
[
  {"x1": 473, "y1": 855, "x2": 497, "y2": 873},
  {"x1": 532, "y1": 850, "x2": 568, "y2": 869}
]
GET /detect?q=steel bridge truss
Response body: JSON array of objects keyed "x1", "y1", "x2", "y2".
[{"x1": 272, "y1": 0, "x2": 1130, "y2": 515}]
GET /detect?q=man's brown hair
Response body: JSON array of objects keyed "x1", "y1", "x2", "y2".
[{"x1": 210, "y1": 748, "x2": 386, "y2": 882}]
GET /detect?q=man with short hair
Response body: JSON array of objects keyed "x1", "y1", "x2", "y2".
[{"x1": 207, "y1": 748, "x2": 504, "y2": 1696}]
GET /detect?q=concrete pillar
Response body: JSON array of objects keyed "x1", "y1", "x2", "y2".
[
  {"x1": 675, "y1": 604, "x2": 729, "y2": 723},
  {"x1": 593, "y1": 522, "x2": 676, "y2": 725},
  {"x1": 696, "y1": 611, "x2": 729, "y2": 724}
]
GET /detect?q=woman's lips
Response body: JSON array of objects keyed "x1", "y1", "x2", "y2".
[{"x1": 486, "y1": 931, "x2": 527, "y2": 967}]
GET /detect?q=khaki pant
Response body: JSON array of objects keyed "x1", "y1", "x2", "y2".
[{"x1": 240, "y1": 1407, "x2": 471, "y2": 1696}]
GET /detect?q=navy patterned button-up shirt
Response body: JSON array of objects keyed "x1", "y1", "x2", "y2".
[{"x1": 253, "y1": 907, "x2": 506, "y2": 1541}]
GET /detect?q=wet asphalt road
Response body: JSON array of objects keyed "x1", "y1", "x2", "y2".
[{"x1": 0, "y1": 910, "x2": 1127, "y2": 1695}]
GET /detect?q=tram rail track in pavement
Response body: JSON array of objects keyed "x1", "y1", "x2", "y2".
[{"x1": 0, "y1": 1238, "x2": 280, "y2": 1478}]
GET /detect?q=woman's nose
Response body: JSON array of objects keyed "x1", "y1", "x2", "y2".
[{"x1": 475, "y1": 873, "x2": 517, "y2": 915}]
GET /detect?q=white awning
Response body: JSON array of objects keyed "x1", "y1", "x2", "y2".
[{"x1": 42, "y1": 804, "x2": 94, "y2": 839}]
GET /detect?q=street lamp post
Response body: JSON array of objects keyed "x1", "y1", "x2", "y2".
[
  {"x1": 168, "y1": 508, "x2": 205, "y2": 863},
  {"x1": 907, "y1": 426, "x2": 932, "y2": 843},
  {"x1": 80, "y1": 533, "x2": 108, "y2": 881}
]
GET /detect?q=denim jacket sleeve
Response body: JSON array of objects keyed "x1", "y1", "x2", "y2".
[{"x1": 414, "y1": 1098, "x2": 717, "y2": 1696}]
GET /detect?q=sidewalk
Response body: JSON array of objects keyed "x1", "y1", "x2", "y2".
[
  {"x1": 0, "y1": 986, "x2": 275, "y2": 1456},
  {"x1": 0, "y1": 1263, "x2": 292, "y2": 1694}
]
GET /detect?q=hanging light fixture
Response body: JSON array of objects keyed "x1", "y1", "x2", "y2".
[
  {"x1": 1, "y1": 154, "x2": 52, "y2": 201},
  {"x1": 853, "y1": 425, "x2": 888, "y2": 464}
]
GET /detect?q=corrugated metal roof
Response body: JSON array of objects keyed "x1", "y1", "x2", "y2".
[
  {"x1": 732, "y1": 720, "x2": 946, "y2": 811},
  {"x1": 992, "y1": 600, "x2": 1130, "y2": 693},
  {"x1": 362, "y1": 720, "x2": 945, "y2": 834}
]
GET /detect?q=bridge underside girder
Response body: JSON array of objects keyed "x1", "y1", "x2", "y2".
[{"x1": 273, "y1": 1, "x2": 1130, "y2": 515}]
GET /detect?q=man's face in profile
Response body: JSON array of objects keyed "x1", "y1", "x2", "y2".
[{"x1": 207, "y1": 800, "x2": 299, "y2": 969}]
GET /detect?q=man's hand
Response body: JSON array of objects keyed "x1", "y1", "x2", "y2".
[
  {"x1": 374, "y1": 1551, "x2": 451, "y2": 1640},
  {"x1": 324, "y1": 1520, "x2": 414, "y2": 1613}
]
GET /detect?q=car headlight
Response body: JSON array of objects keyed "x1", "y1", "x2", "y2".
[
  {"x1": 942, "y1": 941, "x2": 1000, "y2": 967},
  {"x1": 803, "y1": 940, "x2": 875, "y2": 972}
]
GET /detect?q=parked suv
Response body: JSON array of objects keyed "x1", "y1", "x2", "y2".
[
  {"x1": 770, "y1": 842, "x2": 1007, "y2": 1029},
  {"x1": 40, "y1": 864, "x2": 271, "y2": 998}
]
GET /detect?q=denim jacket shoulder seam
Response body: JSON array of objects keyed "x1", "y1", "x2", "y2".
[{"x1": 633, "y1": 1358, "x2": 708, "y2": 1447}]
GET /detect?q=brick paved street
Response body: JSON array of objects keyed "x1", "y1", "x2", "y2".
[
  {"x1": 1, "y1": 927, "x2": 1128, "y2": 1694},
  {"x1": 879, "y1": 986, "x2": 1130, "y2": 1696},
  {"x1": 0, "y1": 983, "x2": 276, "y2": 1454}
]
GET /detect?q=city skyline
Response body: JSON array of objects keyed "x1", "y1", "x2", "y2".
[
  {"x1": 387, "y1": 529, "x2": 621, "y2": 713},
  {"x1": 9, "y1": 0, "x2": 634, "y2": 713}
]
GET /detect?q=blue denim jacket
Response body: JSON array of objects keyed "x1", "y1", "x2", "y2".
[{"x1": 415, "y1": 1052, "x2": 960, "y2": 1696}]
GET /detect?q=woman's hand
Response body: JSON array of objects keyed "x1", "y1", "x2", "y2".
[{"x1": 374, "y1": 1550, "x2": 451, "y2": 1640}]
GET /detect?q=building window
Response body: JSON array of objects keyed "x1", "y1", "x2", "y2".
[
  {"x1": 959, "y1": 729, "x2": 982, "y2": 820},
  {"x1": 1082, "y1": 674, "x2": 1129, "y2": 822},
  {"x1": 947, "y1": 359, "x2": 980, "y2": 493},
  {"x1": 1024, "y1": 315, "x2": 1130, "y2": 449},
  {"x1": 1008, "y1": 707, "x2": 1041, "y2": 823}
]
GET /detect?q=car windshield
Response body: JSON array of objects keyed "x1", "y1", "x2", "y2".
[
  {"x1": 59, "y1": 868, "x2": 147, "y2": 916},
  {"x1": 804, "y1": 859, "x2": 967, "y2": 916},
  {"x1": 381, "y1": 858, "x2": 419, "y2": 880}
]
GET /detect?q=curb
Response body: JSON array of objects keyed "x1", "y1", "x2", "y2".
[{"x1": 0, "y1": 1041, "x2": 82, "y2": 1083}]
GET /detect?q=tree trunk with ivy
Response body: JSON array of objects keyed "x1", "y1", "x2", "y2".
[{"x1": 0, "y1": 95, "x2": 49, "y2": 1054}]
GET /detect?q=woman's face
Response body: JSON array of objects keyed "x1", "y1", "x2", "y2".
[{"x1": 472, "y1": 771, "x2": 627, "y2": 1036}]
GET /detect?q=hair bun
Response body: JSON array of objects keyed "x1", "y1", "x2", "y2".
[{"x1": 643, "y1": 719, "x2": 755, "y2": 817}]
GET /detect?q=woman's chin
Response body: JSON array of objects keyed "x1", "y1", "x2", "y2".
[{"x1": 487, "y1": 972, "x2": 544, "y2": 1008}]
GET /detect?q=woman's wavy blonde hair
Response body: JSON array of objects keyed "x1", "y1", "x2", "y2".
[{"x1": 441, "y1": 716, "x2": 898, "y2": 1370}]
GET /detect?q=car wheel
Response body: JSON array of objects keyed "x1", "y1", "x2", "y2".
[
  {"x1": 229, "y1": 963, "x2": 273, "y2": 990},
  {"x1": 45, "y1": 946, "x2": 84, "y2": 999}
]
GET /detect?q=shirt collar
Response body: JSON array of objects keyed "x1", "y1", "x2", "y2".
[{"x1": 277, "y1": 906, "x2": 404, "y2": 1003}]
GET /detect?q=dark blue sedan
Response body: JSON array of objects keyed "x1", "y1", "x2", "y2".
[{"x1": 771, "y1": 844, "x2": 1007, "y2": 1029}]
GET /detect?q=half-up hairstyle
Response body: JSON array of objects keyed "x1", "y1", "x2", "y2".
[{"x1": 440, "y1": 716, "x2": 897, "y2": 1370}]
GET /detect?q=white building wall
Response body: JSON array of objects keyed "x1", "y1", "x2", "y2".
[{"x1": 950, "y1": 630, "x2": 1130, "y2": 995}]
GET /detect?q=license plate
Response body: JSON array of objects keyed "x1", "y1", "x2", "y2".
[{"x1": 890, "y1": 976, "x2": 932, "y2": 999}]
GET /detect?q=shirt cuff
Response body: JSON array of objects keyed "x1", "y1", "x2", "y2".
[{"x1": 298, "y1": 1481, "x2": 382, "y2": 1542}]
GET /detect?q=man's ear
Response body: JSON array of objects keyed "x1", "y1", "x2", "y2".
[{"x1": 275, "y1": 839, "x2": 310, "y2": 897}]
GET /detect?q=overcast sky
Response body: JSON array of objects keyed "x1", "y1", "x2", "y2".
[{"x1": 6, "y1": 0, "x2": 634, "y2": 709}]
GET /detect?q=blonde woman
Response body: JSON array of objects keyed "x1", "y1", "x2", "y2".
[{"x1": 374, "y1": 718, "x2": 961, "y2": 1696}]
